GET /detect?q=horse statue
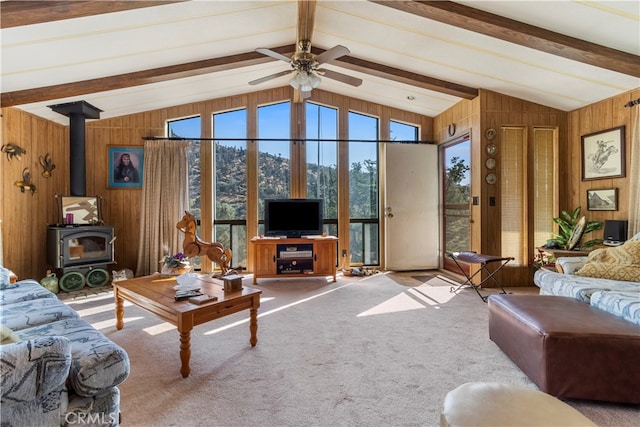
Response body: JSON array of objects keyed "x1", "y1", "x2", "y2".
[{"x1": 176, "y1": 211, "x2": 234, "y2": 276}]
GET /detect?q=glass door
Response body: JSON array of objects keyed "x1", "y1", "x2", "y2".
[{"x1": 441, "y1": 139, "x2": 471, "y2": 273}]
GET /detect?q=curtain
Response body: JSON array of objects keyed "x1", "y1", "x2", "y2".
[
  {"x1": 135, "y1": 140, "x2": 190, "y2": 276},
  {"x1": 629, "y1": 105, "x2": 640, "y2": 237}
]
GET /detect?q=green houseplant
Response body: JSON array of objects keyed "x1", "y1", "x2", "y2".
[{"x1": 544, "y1": 207, "x2": 603, "y2": 250}]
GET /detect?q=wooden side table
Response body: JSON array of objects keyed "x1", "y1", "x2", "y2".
[{"x1": 535, "y1": 247, "x2": 590, "y2": 258}]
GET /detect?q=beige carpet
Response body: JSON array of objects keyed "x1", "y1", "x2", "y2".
[{"x1": 67, "y1": 272, "x2": 639, "y2": 426}]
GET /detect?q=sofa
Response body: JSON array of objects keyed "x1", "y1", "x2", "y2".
[
  {"x1": 1, "y1": 271, "x2": 130, "y2": 426},
  {"x1": 533, "y1": 238, "x2": 640, "y2": 326}
]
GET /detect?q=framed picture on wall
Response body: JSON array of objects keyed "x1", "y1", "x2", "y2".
[
  {"x1": 581, "y1": 126, "x2": 625, "y2": 181},
  {"x1": 108, "y1": 146, "x2": 144, "y2": 188},
  {"x1": 587, "y1": 188, "x2": 618, "y2": 211}
]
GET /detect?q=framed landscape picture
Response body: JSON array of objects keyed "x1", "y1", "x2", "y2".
[
  {"x1": 587, "y1": 188, "x2": 618, "y2": 211},
  {"x1": 108, "y1": 146, "x2": 144, "y2": 188},
  {"x1": 581, "y1": 126, "x2": 625, "y2": 181}
]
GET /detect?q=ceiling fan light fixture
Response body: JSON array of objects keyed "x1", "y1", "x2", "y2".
[{"x1": 289, "y1": 71, "x2": 321, "y2": 92}]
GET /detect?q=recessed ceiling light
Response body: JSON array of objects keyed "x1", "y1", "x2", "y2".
[{"x1": 406, "y1": 96, "x2": 415, "y2": 100}]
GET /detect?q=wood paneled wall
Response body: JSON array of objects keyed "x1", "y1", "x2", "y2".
[
  {"x1": 1, "y1": 107, "x2": 69, "y2": 280},
  {"x1": 433, "y1": 88, "x2": 638, "y2": 286},
  {"x1": 566, "y1": 88, "x2": 639, "y2": 234},
  {"x1": 435, "y1": 90, "x2": 568, "y2": 286},
  {"x1": 3, "y1": 86, "x2": 636, "y2": 282},
  {"x1": 1, "y1": 87, "x2": 432, "y2": 280}
]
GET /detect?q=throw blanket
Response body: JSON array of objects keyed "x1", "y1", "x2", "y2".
[{"x1": 576, "y1": 240, "x2": 640, "y2": 282}]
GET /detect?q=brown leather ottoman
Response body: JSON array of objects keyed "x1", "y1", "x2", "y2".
[{"x1": 488, "y1": 294, "x2": 640, "y2": 404}]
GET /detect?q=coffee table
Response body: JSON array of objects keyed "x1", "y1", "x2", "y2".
[{"x1": 113, "y1": 273, "x2": 261, "y2": 377}]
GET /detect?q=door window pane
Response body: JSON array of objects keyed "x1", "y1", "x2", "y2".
[{"x1": 443, "y1": 140, "x2": 471, "y2": 255}]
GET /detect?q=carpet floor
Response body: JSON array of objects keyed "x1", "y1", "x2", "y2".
[{"x1": 65, "y1": 271, "x2": 639, "y2": 426}]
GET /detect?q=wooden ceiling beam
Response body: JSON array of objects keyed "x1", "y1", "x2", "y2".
[
  {"x1": 297, "y1": 0, "x2": 316, "y2": 45},
  {"x1": 370, "y1": 0, "x2": 640, "y2": 78},
  {"x1": 318, "y1": 49, "x2": 478, "y2": 100},
  {"x1": 2, "y1": 43, "x2": 477, "y2": 107},
  {"x1": 1, "y1": 45, "x2": 296, "y2": 107},
  {"x1": 1, "y1": 1, "x2": 185, "y2": 29}
]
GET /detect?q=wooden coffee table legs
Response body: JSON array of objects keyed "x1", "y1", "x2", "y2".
[
  {"x1": 115, "y1": 291, "x2": 124, "y2": 330},
  {"x1": 114, "y1": 286, "x2": 260, "y2": 378},
  {"x1": 250, "y1": 306, "x2": 258, "y2": 347},
  {"x1": 179, "y1": 329, "x2": 192, "y2": 378}
]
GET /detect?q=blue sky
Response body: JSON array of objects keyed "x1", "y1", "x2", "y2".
[{"x1": 166, "y1": 101, "x2": 469, "y2": 178}]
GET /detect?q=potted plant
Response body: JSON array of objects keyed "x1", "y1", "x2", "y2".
[
  {"x1": 160, "y1": 252, "x2": 191, "y2": 276},
  {"x1": 544, "y1": 207, "x2": 603, "y2": 250}
]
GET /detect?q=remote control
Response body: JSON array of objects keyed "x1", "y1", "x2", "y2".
[{"x1": 175, "y1": 290, "x2": 203, "y2": 301}]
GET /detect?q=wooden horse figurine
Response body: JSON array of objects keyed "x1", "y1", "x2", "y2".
[{"x1": 176, "y1": 211, "x2": 233, "y2": 275}]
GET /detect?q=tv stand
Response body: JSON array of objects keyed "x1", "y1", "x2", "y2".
[{"x1": 251, "y1": 236, "x2": 338, "y2": 284}]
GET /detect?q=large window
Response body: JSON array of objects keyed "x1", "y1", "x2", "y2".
[
  {"x1": 306, "y1": 103, "x2": 338, "y2": 236},
  {"x1": 258, "y1": 102, "x2": 291, "y2": 230},
  {"x1": 167, "y1": 116, "x2": 202, "y2": 268},
  {"x1": 348, "y1": 112, "x2": 379, "y2": 265},
  {"x1": 389, "y1": 120, "x2": 418, "y2": 142},
  {"x1": 167, "y1": 101, "x2": 427, "y2": 272},
  {"x1": 213, "y1": 109, "x2": 248, "y2": 268}
]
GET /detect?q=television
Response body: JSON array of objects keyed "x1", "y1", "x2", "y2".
[{"x1": 264, "y1": 199, "x2": 324, "y2": 237}]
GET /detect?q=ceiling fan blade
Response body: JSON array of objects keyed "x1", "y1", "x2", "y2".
[
  {"x1": 248, "y1": 70, "x2": 293, "y2": 86},
  {"x1": 318, "y1": 69, "x2": 362, "y2": 87},
  {"x1": 315, "y1": 45, "x2": 350, "y2": 65},
  {"x1": 256, "y1": 48, "x2": 292, "y2": 63}
]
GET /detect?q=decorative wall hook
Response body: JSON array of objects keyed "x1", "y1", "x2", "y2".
[
  {"x1": 14, "y1": 168, "x2": 36, "y2": 195},
  {"x1": 39, "y1": 153, "x2": 56, "y2": 177},
  {"x1": 1, "y1": 143, "x2": 27, "y2": 161}
]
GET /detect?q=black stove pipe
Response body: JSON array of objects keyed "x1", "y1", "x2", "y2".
[{"x1": 48, "y1": 101, "x2": 102, "y2": 196}]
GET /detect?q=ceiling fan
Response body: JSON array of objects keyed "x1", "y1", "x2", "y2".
[{"x1": 248, "y1": 0, "x2": 362, "y2": 99}]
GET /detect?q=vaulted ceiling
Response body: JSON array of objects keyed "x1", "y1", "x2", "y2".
[{"x1": 2, "y1": 0, "x2": 639, "y2": 125}]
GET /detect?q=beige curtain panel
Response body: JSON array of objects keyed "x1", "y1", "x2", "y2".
[{"x1": 136, "y1": 140, "x2": 190, "y2": 276}]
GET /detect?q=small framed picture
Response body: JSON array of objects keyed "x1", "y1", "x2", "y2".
[
  {"x1": 581, "y1": 126, "x2": 625, "y2": 181},
  {"x1": 108, "y1": 146, "x2": 144, "y2": 188},
  {"x1": 587, "y1": 188, "x2": 618, "y2": 211}
]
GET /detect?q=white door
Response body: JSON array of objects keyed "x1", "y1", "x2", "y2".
[{"x1": 385, "y1": 144, "x2": 439, "y2": 270}]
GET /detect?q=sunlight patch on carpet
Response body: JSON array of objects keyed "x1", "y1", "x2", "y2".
[
  {"x1": 203, "y1": 281, "x2": 357, "y2": 336},
  {"x1": 410, "y1": 285, "x2": 456, "y2": 305},
  {"x1": 72, "y1": 303, "x2": 114, "y2": 318},
  {"x1": 357, "y1": 275, "x2": 461, "y2": 317},
  {"x1": 90, "y1": 318, "x2": 119, "y2": 330},
  {"x1": 144, "y1": 322, "x2": 176, "y2": 335},
  {"x1": 411, "y1": 275, "x2": 435, "y2": 283},
  {"x1": 357, "y1": 292, "x2": 426, "y2": 317}
]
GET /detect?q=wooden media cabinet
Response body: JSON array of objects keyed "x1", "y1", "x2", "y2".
[{"x1": 251, "y1": 236, "x2": 338, "y2": 284}]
